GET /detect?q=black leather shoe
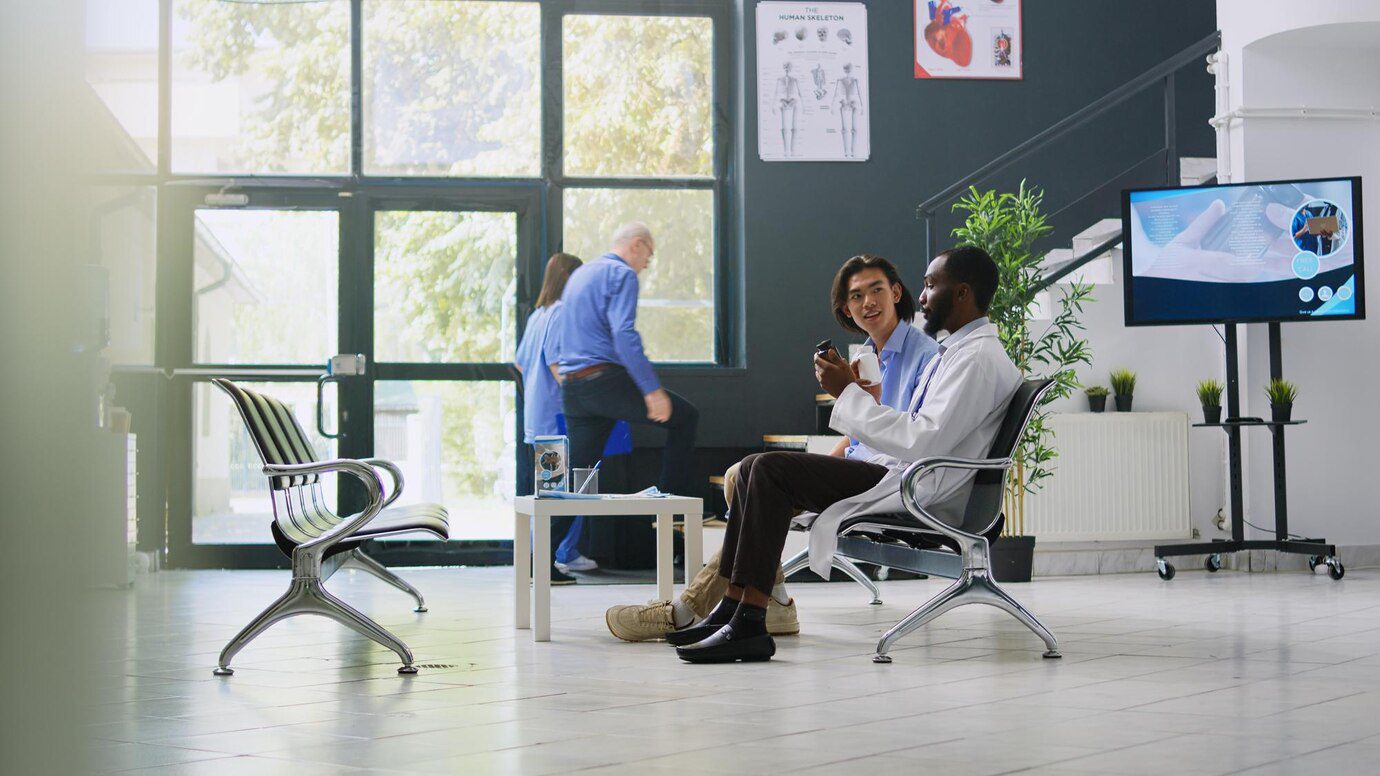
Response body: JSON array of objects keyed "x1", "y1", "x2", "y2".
[
  {"x1": 675, "y1": 624, "x2": 775, "y2": 663},
  {"x1": 665, "y1": 621, "x2": 722, "y2": 647}
]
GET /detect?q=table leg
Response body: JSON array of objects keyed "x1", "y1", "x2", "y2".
[
  {"x1": 684, "y1": 510, "x2": 703, "y2": 593},
  {"x1": 514, "y1": 510, "x2": 530, "y2": 631},
  {"x1": 656, "y1": 512, "x2": 674, "y2": 602},
  {"x1": 534, "y1": 513, "x2": 551, "y2": 642}
]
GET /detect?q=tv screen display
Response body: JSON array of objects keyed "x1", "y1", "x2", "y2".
[{"x1": 1122, "y1": 176, "x2": 1364, "y2": 326}]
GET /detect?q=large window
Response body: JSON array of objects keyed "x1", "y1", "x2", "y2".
[{"x1": 99, "y1": 0, "x2": 730, "y2": 564}]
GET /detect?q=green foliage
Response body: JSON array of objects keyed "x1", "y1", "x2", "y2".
[
  {"x1": 1084, "y1": 385, "x2": 1109, "y2": 397},
  {"x1": 1110, "y1": 369, "x2": 1137, "y2": 396},
  {"x1": 951, "y1": 182, "x2": 1094, "y2": 495},
  {"x1": 1195, "y1": 379, "x2": 1223, "y2": 407},
  {"x1": 1265, "y1": 378, "x2": 1298, "y2": 405}
]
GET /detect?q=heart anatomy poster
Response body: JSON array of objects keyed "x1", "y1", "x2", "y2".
[
  {"x1": 915, "y1": 0, "x2": 1022, "y2": 80},
  {"x1": 757, "y1": 2, "x2": 870, "y2": 162}
]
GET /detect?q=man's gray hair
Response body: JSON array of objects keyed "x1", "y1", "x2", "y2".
[{"x1": 610, "y1": 221, "x2": 653, "y2": 249}]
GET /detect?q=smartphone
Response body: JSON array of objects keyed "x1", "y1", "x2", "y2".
[{"x1": 815, "y1": 339, "x2": 839, "y2": 359}]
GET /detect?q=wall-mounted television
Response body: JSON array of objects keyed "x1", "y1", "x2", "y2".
[{"x1": 1122, "y1": 176, "x2": 1364, "y2": 326}]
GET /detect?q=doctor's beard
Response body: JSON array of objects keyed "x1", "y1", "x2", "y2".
[{"x1": 921, "y1": 292, "x2": 952, "y2": 338}]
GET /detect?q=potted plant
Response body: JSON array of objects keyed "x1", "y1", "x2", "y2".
[
  {"x1": 1110, "y1": 369, "x2": 1136, "y2": 412},
  {"x1": 1196, "y1": 379, "x2": 1223, "y2": 424},
  {"x1": 1266, "y1": 378, "x2": 1297, "y2": 423},
  {"x1": 1084, "y1": 386, "x2": 1108, "y2": 413},
  {"x1": 950, "y1": 182, "x2": 1093, "y2": 583}
]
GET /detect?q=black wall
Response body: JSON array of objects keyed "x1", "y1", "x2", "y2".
[{"x1": 657, "y1": 0, "x2": 1217, "y2": 453}]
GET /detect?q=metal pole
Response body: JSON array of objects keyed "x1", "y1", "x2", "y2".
[
  {"x1": 1164, "y1": 73, "x2": 1179, "y2": 186},
  {"x1": 1225, "y1": 324, "x2": 1244, "y2": 543}
]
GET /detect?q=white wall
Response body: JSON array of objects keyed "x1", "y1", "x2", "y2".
[
  {"x1": 1217, "y1": 0, "x2": 1380, "y2": 546},
  {"x1": 1043, "y1": 265, "x2": 1227, "y2": 540}
]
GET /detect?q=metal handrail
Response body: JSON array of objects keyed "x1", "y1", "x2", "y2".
[{"x1": 919, "y1": 31, "x2": 1221, "y2": 259}]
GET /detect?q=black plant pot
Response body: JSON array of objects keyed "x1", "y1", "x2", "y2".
[
  {"x1": 1202, "y1": 405, "x2": 1221, "y2": 424},
  {"x1": 1114, "y1": 395, "x2": 1133, "y2": 412},
  {"x1": 1271, "y1": 402, "x2": 1293, "y2": 423},
  {"x1": 991, "y1": 535, "x2": 1036, "y2": 583},
  {"x1": 1087, "y1": 394, "x2": 1106, "y2": 413}
]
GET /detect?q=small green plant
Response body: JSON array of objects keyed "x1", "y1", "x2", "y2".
[
  {"x1": 1196, "y1": 379, "x2": 1223, "y2": 407},
  {"x1": 1084, "y1": 385, "x2": 1109, "y2": 397},
  {"x1": 1265, "y1": 378, "x2": 1297, "y2": 405},
  {"x1": 1109, "y1": 369, "x2": 1137, "y2": 396}
]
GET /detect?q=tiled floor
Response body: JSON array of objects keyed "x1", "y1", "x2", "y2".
[{"x1": 91, "y1": 565, "x2": 1380, "y2": 774}]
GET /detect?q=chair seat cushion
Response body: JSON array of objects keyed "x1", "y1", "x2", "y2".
[{"x1": 352, "y1": 503, "x2": 449, "y2": 540}]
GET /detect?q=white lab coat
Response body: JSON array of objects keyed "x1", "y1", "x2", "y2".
[{"x1": 802, "y1": 320, "x2": 1021, "y2": 580}]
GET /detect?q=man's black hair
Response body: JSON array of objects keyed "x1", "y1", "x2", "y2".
[{"x1": 935, "y1": 245, "x2": 999, "y2": 312}]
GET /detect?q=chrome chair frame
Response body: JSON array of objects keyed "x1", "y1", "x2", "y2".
[
  {"x1": 210, "y1": 379, "x2": 447, "y2": 676},
  {"x1": 801, "y1": 380, "x2": 1062, "y2": 662}
]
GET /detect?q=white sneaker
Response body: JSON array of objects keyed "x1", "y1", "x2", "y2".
[{"x1": 555, "y1": 554, "x2": 599, "y2": 573}]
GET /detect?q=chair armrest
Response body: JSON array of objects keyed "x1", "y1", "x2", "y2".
[
  {"x1": 361, "y1": 458, "x2": 404, "y2": 510},
  {"x1": 900, "y1": 455, "x2": 1013, "y2": 543},
  {"x1": 262, "y1": 459, "x2": 384, "y2": 555}
]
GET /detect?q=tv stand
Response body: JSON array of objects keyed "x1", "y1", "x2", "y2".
[{"x1": 1153, "y1": 322, "x2": 1343, "y2": 581}]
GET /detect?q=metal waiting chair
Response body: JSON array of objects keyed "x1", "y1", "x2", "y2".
[
  {"x1": 210, "y1": 378, "x2": 449, "y2": 676},
  {"x1": 785, "y1": 379, "x2": 1061, "y2": 662}
]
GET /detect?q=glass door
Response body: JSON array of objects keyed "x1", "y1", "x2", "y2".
[
  {"x1": 338, "y1": 188, "x2": 543, "y2": 565},
  {"x1": 163, "y1": 185, "x2": 351, "y2": 567}
]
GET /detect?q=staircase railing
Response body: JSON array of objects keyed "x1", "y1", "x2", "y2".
[{"x1": 917, "y1": 31, "x2": 1222, "y2": 289}]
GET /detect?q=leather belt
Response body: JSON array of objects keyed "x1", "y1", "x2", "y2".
[{"x1": 567, "y1": 363, "x2": 616, "y2": 380}]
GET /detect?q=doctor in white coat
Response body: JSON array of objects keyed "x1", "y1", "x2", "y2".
[{"x1": 677, "y1": 246, "x2": 1021, "y2": 664}]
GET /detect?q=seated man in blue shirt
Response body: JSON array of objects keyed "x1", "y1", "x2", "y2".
[
  {"x1": 605, "y1": 254, "x2": 938, "y2": 642},
  {"x1": 556, "y1": 221, "x2": 700, "y2": 513}
]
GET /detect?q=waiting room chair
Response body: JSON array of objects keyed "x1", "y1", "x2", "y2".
[
  {"x1": 210, "y1": 378, "x2": 449, "y2": 676},
  {"x1": 789, "y1": 379, "x2": 1060, "y2": 662}
]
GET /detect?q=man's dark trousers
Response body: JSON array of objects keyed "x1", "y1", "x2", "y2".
[{"x1": 561, "y1": 366, "x2": 699, "y2": 502}]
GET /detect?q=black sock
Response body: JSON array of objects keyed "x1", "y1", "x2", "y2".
[
  {"x1": 704, "y1": 597, "x2": 739, "y2": 626},
  {"x1": 726, "y1": 602, "x2": 768, "y2": 638}
]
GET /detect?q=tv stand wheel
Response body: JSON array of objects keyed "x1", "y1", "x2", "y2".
[
  {"x1": 1156, "y1": 558, "x2": 1175, "y2": 581},
  {"x1": 1308, "y1": 556, "x2": 1322, "y2": 572},
  {"x1": 1204, "y1": 554, "x2": 1222, "y2": 573},
  {"x1": 1327, "y1": 558, "x2": 1345, "y2": 581}
]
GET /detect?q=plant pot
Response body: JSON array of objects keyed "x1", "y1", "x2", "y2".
[
  {"x1": 1114, "y1": 395, "x2": 1133, "y2": 412},
  {"x1": 990, "y1": 534, "x2": 1036, "y2": 583},
  {"x1": 1271, "y1": 402, "x2": 1293, "y2": 423},
  {"x1": 1202, "y1": 405, "x2": 1221, "y2": 424},
  {"x1": 1086, "y1": 394, "x2": 1106, "y2": 413}
]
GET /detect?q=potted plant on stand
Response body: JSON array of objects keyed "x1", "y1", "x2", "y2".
[
  {"x1": 950, "y1": 181, "x2": 1093, "y2": 583},
  {"x1": 1196, "y1": 379, "x2": 1223, "y2": 424},
  {"x1": 1085, "y1": 386, "x2": 1108, "y2": 413},
  {"x1": 1110, "y1": 369, "x2": 1136, "y2": 412},
  {"x1": 1267, "y1": 378, "x2": 1297, "y2": 422}
]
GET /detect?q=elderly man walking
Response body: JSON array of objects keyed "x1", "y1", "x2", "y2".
[{"x1": 556, "y1": 221, "x2": 700, "y2": 507}]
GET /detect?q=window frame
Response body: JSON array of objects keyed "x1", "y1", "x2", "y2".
[{"x1": 97, "y1": 0, "x2": 737, "y2": 566}]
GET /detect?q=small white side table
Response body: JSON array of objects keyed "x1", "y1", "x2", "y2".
[{"x1": 513, "y1": 495, "x2": 705, "y2": 642}]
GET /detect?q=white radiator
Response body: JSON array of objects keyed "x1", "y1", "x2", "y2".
[{"x1": 1023, "y1": 412, "x2": 1192, "y2": 541}]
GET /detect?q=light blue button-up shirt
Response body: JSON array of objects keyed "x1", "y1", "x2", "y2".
[
  {"x1": 515, "y1": 303, "x2": 565, "y2": 444},
  {"x1": 846, "y1": 319, "x2": 939, "y2": 461},
  {"x1": 554, "y1": 253, "x2": 660, "y2": 395}
]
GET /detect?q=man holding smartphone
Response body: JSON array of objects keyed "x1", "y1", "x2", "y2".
[{"x1": 605, "y1": 254, "x2": 937, "y2": 643}]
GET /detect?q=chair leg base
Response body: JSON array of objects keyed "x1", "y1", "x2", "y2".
[
  {"x1": 873, "y1": 568, "x2": 1059, "y2": 659},
  {"x1": 213, "y1": 576, "x2": 418, "y2": 677},
  {"x1": 868, "y1": 598, "x2": 884, "y2": 606},
  {"x1": 872, "y1": 653, "x2": 892, "y2": 664},
  {"x1": 1044, "y1": 650, "x2": 1062, "y2": 659},
  {"x1": 413, "y1": 606, "x2": 428, "y2": 613},
  {"x1": 348, "y1": 549, "x2": 429, "y2": 613}
]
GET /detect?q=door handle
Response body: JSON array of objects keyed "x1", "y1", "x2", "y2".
[{"x1": 317, "y1": 353, "x2": 367, "y2": 439}]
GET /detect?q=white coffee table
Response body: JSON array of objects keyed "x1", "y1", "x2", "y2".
[{"x1": 514, "y1": 495, "x2": 705, "y2": 642}]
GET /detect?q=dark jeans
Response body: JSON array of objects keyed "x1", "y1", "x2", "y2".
[
  {"x1": 561, "y1": 366, "x2": 699, "y2": 497},
  {"x1": 720, "y1": 451, "x2": 888, "y2": 595}
]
